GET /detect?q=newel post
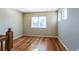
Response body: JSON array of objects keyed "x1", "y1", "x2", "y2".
[{"x1": 6, "y1": 28, "x2": 13, "y2": 51}]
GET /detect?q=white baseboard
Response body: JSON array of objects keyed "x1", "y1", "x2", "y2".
[
  {"x1": 23, "y1": 34, "x2": 57, "y2": 38},
  {"x1": 13, "y1": 34, "x2": 23, "y2": 40},
  {"x1": 58, "y1": 37, "x2": 69, "y2": 51}
]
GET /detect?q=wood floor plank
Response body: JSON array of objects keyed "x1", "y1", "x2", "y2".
[{"x1": 0, "y1": 36, "x2": 66, "y2": 51}]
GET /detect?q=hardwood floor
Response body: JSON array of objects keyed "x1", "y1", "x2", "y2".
[{"x1": 11, "y1": 36, "x2": 66, "y2": 51}]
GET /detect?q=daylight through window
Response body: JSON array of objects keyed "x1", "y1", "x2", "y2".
[{"x1": 32, "y1": 16, "x2": 47, "y2": 28}]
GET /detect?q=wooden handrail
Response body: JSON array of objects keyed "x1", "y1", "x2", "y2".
[
  {"x1": 0, "y1": 28, "x2": 13, "y2": 51},
  {"x1": 0, "y1": 35, "x2": 7, "y2": 40}
]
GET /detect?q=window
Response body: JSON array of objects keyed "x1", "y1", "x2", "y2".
[
  {"x1": 62, "y1": 8, "x2": 67, "y2": 20},
  {"x1": 58, "y1": 12, "x2": 62, "y2": 21},
  {"x1": 32, "y1": 16, "x2": 47, "y2": 28}
]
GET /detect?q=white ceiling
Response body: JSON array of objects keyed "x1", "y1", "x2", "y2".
[{"x1": 16, "y1": 8, "x2": 58, "y2": 13}]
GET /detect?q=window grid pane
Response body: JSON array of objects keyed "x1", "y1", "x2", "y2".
[
  {"x1": 32, "y1": 16, "x2": 46, "y2": 28},
  {"x1": 32, "y1": 16, "x2": 39, "y2": 28},
  {"x1": 39, "y1": 16, "x2": 46, "y2": 28}
]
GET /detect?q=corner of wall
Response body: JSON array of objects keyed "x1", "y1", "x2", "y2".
[
  {"x1": 13, "y1": 34, "x2": 23, "y2": 40},
  {"x1": 57, "y1": 37, "x2": 70, "y2": 51}
]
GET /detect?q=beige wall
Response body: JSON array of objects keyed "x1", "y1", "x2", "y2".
[
  {"x1": 23, "y1": 12, "x2": 57, "y2": 36},
  {"x1": 0, "y1": 8, "x2": 23, "y2": 39},
  {"x1": 0, "y1": 9, "x2": 57, "y2": 39}
]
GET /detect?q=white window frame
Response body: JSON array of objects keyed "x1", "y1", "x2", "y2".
[
  {"x1": 32, "y1": 16, "x2": 47, "y2": 28},
  {"x1": 62, "y1": 8, "x2": 67, "y2": 20}
]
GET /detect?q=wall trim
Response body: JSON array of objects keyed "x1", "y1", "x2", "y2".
[
  {"x1": 23, "y1": 34, "x2": 57, "y2": 38},
  {"x1": 13, "y1": 34, "x2": 23, "y2": 40},
  {"x1": 57, "y1": 37, "x2": 69, "y2": 51}
]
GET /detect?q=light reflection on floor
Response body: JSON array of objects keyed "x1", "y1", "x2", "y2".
[
  {"x1": 32, "y1": 48, "x2": 38, "y2": 51},
  {"x1": 32, "y1": 43, "x2": 47, "y2": 51}
]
